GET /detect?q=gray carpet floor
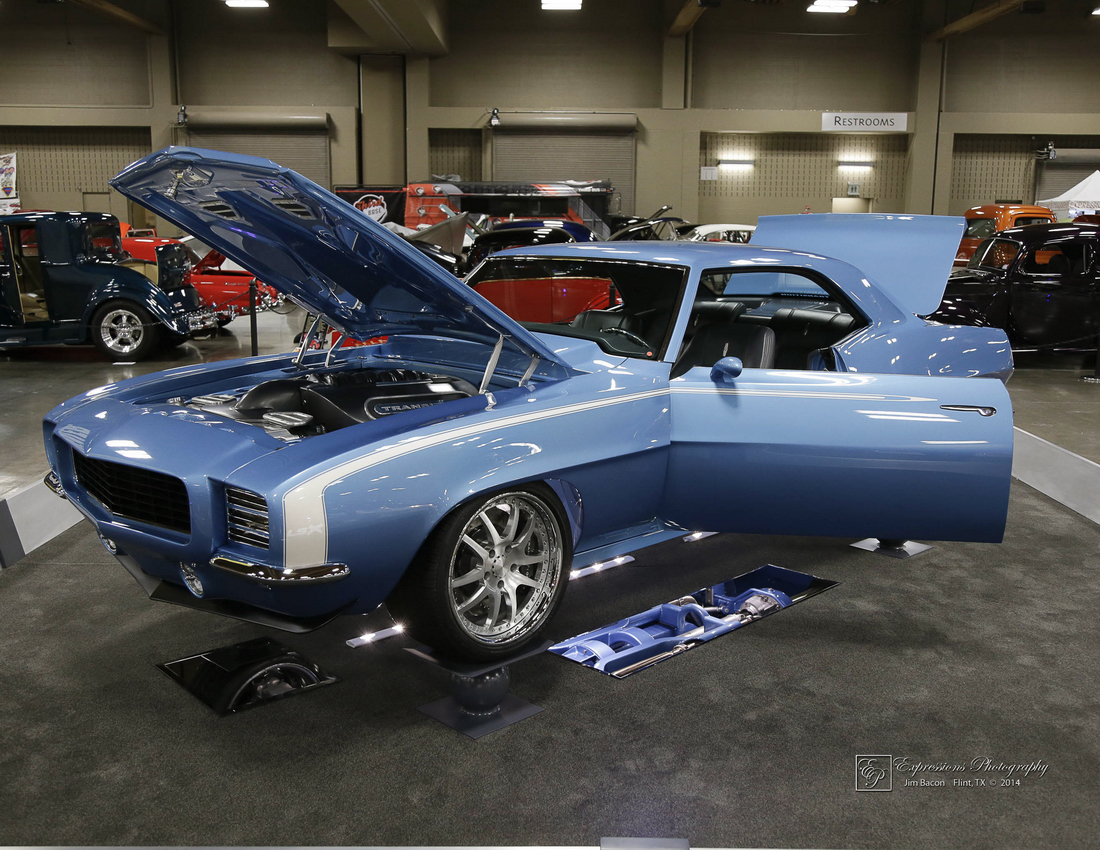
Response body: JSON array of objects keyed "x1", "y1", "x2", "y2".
[{"x1": 0, "y1": 481, "x2": 1097, "y2": 849}]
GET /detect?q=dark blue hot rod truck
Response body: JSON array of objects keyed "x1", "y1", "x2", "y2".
[{"x1": 1, "y1": 211, "x2": 215, "y2": 360}]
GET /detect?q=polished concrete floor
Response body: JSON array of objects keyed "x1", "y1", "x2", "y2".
[{"x1": 1008, "y1": 350, "x2": 1100, "y2": 464}]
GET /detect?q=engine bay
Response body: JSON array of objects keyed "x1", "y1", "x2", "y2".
[{"x1": 181, "y1": 367, "x2": 478, "y2": 441}]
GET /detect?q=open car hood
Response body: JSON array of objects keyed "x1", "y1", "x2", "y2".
[
  {"x1": 753, "y1": 213, "x2": 966, "y2": 317},
  {"x1": 109, "y1": 147, "x2": 566, "y2": 366}
]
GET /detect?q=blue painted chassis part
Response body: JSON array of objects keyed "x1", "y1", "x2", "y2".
[{"x1": 550, "y1": 564, "x2": 837, "y2": 677}]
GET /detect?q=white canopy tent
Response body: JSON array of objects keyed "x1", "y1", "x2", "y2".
[{"x1": 1037, "y1": 170, "x2": 1100, "y2": 215}]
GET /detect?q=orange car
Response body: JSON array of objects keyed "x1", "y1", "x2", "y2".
[{"x1": 954, "y1": 204, "x2": 1056, "y2": 267}]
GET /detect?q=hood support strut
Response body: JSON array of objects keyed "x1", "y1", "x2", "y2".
[{"x1": 479, "y1": 334, "x2": 505, "y2": 394}]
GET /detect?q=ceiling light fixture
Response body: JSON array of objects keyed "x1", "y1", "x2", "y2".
[
  {"x1": 543, "y1": 0, "x2": 582, "y2": 9},
  {"x1": 225, "y1": 0, "x2": 269, "y2": 7},
  {"x1": 807, "y1": 0, "x2": 857, "y2": 13}
]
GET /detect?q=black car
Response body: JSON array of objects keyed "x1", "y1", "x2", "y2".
[
  {"x1": 1, "y1": 211, "x2": 216, "y2": 360},
  {"x1": 933, "y1": 223, "x2": 1100, "y2": 349}
]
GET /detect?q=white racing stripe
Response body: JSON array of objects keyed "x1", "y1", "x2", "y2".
[{"x1": 282, "y1": 388, "x2": 670, "y2": 568}]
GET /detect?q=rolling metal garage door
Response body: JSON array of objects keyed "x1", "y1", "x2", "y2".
[
  {"x1": 185, "y1": 128, "x2": 332, "y2": 189},
  {"x1": 492, "y1": 130, "x2": 636, "y2": 218}
]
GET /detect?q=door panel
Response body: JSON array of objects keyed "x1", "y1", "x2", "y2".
[
  {"x1": 1009, "y1": 239, "x2": 1099, "y2": 346},
  {"x1": 663, "y1": 368, "x2": 1013, "y2": 542}
]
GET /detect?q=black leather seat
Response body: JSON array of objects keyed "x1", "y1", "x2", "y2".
[
  {"x1": 1044, "y1": 253, "x2": 1071, "y2": 274},
  {"x1": 769, "y1": 308, "x2": 859, "y2": 370},
  {"x1": 671, "y1": 322, "x2": 776, "y2": 378}
]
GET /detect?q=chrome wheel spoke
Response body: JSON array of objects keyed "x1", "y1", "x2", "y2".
[
  {"x1": 501, "y1": 501, "x2": 521, "y2": 545},
  {"x1": 456, "y1": 585, "x2": 488, "y2": 615},
  {"x1": 511, "y1": 552, "x2": 546, "y2": 567},
  {"x1": 450, "y1": 569, "x2": 482, "y2": 589},
  {"x1": 460, "y1": 533, "x2": 490, "y2": 563},
  {"x1": 485, "y1": 588, "x2": 502, "y2": 626},
  {"x1": 510, "y1": 571, "x2": 541, "y2": 589},
  {"x1": 478, "y1": 510, "x2": 503, "y2": 546}
]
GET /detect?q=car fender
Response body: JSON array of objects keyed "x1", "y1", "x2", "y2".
[
  {"x1": 232, "y1": 377, "x2": 668, "y2": 613},
  {"x1": 838, "y1": 318, "x2": 1013, "y2": 381},
  {"x1": 78, "y1": 265, "x2": 199, "y2": 336}
]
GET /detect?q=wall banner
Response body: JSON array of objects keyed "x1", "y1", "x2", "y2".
[{"x1": 0, "y1": 152, "x2": 19, "y2": 214}]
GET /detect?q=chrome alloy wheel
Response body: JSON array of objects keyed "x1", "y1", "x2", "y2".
[
  {"x1": 447, "y1": 491, "x2": 563, "y2": 645},
  {"x1": 98, "y1": 307, "x2": 147, "y2": 355}
]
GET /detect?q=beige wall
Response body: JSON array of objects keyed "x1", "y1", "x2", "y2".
[
  {"x1": 0, "y1": 0, "x2": 156, "y2": 107},
  {"x1": 430, "y1": 0, "x2": 664, "y2": 110},
  {"x1": 5, "y1": 0, "x2": 1100, "y2": 223},
  {"x1": 699, "y1": 133, "x2": 910, "y2": 225},
  {"x1": 692, "y1": 0, "x2": 920, "y2": 112},
  {"x1": 177, "y1": 0, "x2": 357, "y2": 108}
]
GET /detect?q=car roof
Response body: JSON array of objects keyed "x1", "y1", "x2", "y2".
[
  {"x1": 495, "y1": 239, "x2": 830, "y2": 267},
  {"x1": 998, "y1": 222, "x2": 1100, "y2": 241},
  {"x1": 966, "y1": 204, "x2": 1054, "y2": 218}
]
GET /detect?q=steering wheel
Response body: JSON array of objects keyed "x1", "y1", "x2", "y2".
[{"x1": 598, "y1": 326, "x2": 654, "y2": 356}]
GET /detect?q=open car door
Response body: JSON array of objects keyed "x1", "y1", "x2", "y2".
[{"x1": 662, "y1": 366, "x2": 1013, "y2": 543}]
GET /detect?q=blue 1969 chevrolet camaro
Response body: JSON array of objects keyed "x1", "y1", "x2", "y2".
[{"x1": 42, "y1": 148, "x2": 1014, "y2": 661}]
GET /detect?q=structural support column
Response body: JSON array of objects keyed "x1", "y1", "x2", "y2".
[
  {"x1": 661, "y1": 36, "x2": 687, "y2": 110},
  {"x1": 904, "y1": 39, "x2": 945, "y2": 214},
  {"x1": 405, "y1": 56, "x2": 432, "y2": 182}
]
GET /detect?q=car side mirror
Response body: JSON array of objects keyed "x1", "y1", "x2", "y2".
[{"x1": 710, "y1": 356, "x2": 743, "y2": 383}]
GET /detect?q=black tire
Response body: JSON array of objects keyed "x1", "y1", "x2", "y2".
[
  {"x1": 387, "y1": 484, "x2": 572, "y2": 662},
  {"x1": 90, "y1": 301, "x2": 162, "y2": 361}
]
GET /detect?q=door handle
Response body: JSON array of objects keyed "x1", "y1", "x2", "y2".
[{"x1": 941, "y1": 404, "x2": 997, "y2": 417}]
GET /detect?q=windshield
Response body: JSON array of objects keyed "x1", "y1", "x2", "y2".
[
  {"x1": 84, "y1": 223, "x2": 124, "y2": 262},
  {"x1": 468, "y1": 256, "x2": 687, "y2": 360},
  {"x1": 964, "y1": 218, "x2": 996, "y2": 239},
  {"x1": 967, "y1": 238, "x2": 1020, "y2": 271}
]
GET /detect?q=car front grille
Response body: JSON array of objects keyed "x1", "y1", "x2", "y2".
[
  {"x1": 72, "y1": 451, "x2": 191, "y2": 534},
  {"x1": 226, "y1": 486, "x2": 270, "y2": 549}
]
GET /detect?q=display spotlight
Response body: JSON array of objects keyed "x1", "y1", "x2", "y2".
[
  {"x1": 345, "y1": 623, "x2": 404, "y2": 648},
  {"x1": 569, "y1": 555, "x2": 634, "y2": 581},
  {"x1": 489, "y1": 108, "x2": 501, "y2": 128}
]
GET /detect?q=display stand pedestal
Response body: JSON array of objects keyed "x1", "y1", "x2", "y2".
[
  {"x1": 407, "y1": 640, "x2": 551, "y2": 738},
  {"x1": 850, "y1": 537, "x2": 932, "y2": 560}
]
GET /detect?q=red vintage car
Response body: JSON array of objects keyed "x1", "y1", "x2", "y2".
[{"x1": 121, "y1": 226, "x2": 283, "y2": 324}]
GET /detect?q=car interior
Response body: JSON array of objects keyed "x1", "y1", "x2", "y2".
[
  {"x1": 668, "y1": 269, "x2": 864, "y2": 377},
  {"x1": 6, "y1": 226, "x2": 50, "y2": 323}
]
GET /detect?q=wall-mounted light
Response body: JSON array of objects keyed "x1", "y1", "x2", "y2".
[
  {"x1": 808, "y1": 0, "x2": 857, "y2": 13},
  {"x1": 718, "y1": 158, "x2": 754, "y2": 168},
  {"x1": 176, "y1": 104, "x2": 188, "y2": 126},
  {"x1": 225, "y1": 0, "x2": 270, "y2": 7},
  {"x1": 1093, "y1": 5, "x2": 1100, "y2": 14},
  {"x1": 543, "y1": 0, "x2": 582, "y2": 9},
  {"x1": 489, "y1": 108, "x2": 501, "y2": 128},
  {"x1": 838, "y1": 159, "x2": 874, "y2": 169}
]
